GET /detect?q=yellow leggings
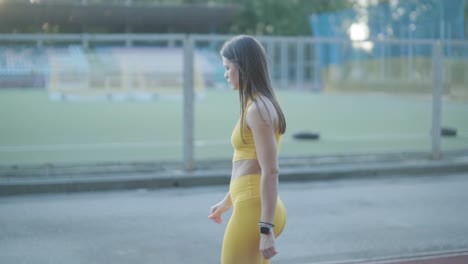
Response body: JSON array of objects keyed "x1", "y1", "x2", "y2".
[{"x1": 221, "y1": 174, "x2": 287, "y2": 264}]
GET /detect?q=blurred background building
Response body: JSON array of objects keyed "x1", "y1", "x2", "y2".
[{"x1": 0, "y1": 0, "x2": 240, "y2": 33}]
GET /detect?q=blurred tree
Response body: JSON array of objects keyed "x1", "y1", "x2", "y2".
[
  {"x1": 114, "y1": 0, "x2": 363, "y2": 35},
  {"x1": 218, "y1": 0, "x2": 356, "y2": 36},
  {"x1": 204, "y1": 0, "x2": 392, "y2": 36}
]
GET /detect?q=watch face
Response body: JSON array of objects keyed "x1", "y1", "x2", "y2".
[{"x1": 260, "y1": 226, "x2": 270, "y2": 234}]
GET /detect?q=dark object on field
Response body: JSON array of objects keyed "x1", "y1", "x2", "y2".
[
  {"x1": 293, "y1": 131, "x2": 320, "y2": 140},
  {"x1": 441, "y1": 127, "x2": 457, "y2": 137}
]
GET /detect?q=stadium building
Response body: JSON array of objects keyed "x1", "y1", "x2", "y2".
[
  {"x1": 0, "y1": 0, "x2": 240, "y2": 100},
  {"x1": 0, "y1": 0, "x2": 240, "y2": 33}
]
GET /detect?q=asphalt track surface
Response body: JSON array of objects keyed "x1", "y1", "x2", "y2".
[
  {"x1": 1, "y1": 173, "x2": 468, "y2": 264},
  {"x1": 345, "y1": 252, "x2": 468, "y2": 264}
]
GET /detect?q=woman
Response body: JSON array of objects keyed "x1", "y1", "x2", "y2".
[{"x1": 208, "y1": 35, "x2": 287, "y2": 264}]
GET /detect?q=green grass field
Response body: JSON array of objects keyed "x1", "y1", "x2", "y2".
[
  {"x1": 324, "y1": 57, "x2": 468, "y2": 98},
  {"x1": 1, "y1": 89, "x2": 467, "y2": 165}
]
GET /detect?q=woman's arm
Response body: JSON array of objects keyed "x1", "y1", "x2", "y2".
[
  {"x1": 246, "y1": 100, "x2": 279, "y2": 225},
  {"x1": 222, "y1": 192, "x2": 232, "y2": 206},
  {"x1": 246, "y1": 99, "x2": 280, "y2": 259},
  {"x1": 208, "y1": 192, "x2": 232, "y2": 224}
]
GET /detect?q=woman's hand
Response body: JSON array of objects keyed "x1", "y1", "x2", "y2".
[
  {"x1": 260, "y1": 232, "x2": 277, "y2": 260},
  {"x1": 208, "y1": 199, "x2": 231, "y2": 224}
]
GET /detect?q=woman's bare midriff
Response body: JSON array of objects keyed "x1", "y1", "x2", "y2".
[{"x1": 231, "y1": 159, "x2": 261, "y2": 180}]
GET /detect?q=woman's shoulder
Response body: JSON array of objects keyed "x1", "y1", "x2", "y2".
[
  {"x1": 246, "y1": 95, "x2": 277, "y2": 127},
  {"x1": 249, "y1": 95, "x2": 275, "y2": 114}
]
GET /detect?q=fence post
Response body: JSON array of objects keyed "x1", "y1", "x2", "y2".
[
  {"x1": 82, "y1": 33, "x2": 89, "y2": 49},
  {"x1": 296, "y1": 38, "x2": 304, "y2": 90},
  {"x1": 280, "y1": 39, "x2": 288, "y2": 89},
  {"x1": 431, "y1": 41, "x2": 443, "y2": 160},
  {"x1": 183, "y1": 34, "x2": 195, "y2": 170},
  {"x1": 266, "y1": 40, "x2": 276, "y2": 87}
]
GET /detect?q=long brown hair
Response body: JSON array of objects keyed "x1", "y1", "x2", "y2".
[{"x1": 220, "y1": 35, "x2": 286, "y2": 141}]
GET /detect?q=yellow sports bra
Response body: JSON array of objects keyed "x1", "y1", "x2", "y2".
[{"x1": 231, "y1": 99, "x2": 282, "y2": 162}]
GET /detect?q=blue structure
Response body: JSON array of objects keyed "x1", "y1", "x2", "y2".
[{"x1": 310, "y1": 0, "x2": 467, "y2": 67}]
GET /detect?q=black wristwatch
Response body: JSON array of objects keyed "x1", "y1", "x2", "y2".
[{"x1": 260, "y1": 226, "x2": 271, "y2": 234}]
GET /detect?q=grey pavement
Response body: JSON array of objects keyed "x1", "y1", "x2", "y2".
[
  {"x1": 1, "y1": 172, "x2": 468, "y2": 264},
  {"x1": 2, "y1": 150, "x2": 468, "y2": 196}
]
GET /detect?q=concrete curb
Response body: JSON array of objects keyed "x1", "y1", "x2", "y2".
[
  {"x1": 279, "y1": 159, "x2": 468, "y2": 182},
  {"x1": 1, "y1": 157, "x2": 468, "y2": 196}
]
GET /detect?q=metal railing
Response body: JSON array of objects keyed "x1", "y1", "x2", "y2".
[{"x1": 1, "y1": 33, "x2": 467, "y2": 169}]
